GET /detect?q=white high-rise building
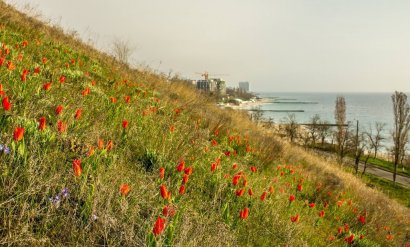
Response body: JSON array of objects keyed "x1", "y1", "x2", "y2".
[{"x1": 238, "y1": 82, "x2": 249, "y2": 92}]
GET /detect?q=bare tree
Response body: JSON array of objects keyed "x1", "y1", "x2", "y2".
[
  {"x1": 306, "y1": 114, "x2": 320, "y2": 145},
  {"x1": 317, "y1": 120, "x2": 331, "y2": 145},
  {"x1": 334, "y1": 96, "x2": 348, "y2": 163},
  {"x1": 391, "y1": 91, "x2": 410, "y2": 184},
  {"x1": 112, "y1": 39, "x2": 134, "y2": 64},
  {"x1": 366, "y1": 122, "x2": 386, "y2": 159},
  {"x1": 283, "y1": 114, "x2": 299, "y2": 143}
]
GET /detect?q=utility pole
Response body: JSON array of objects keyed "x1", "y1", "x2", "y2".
[{"x1": 354, "y1": 120, "x2": 360, "y2": 174}]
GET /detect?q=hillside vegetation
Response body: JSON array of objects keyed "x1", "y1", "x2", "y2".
[{"x1": 0, "y1": 2, "x2": 409, "y2": 246}]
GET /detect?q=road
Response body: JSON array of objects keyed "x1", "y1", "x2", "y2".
[{"x1": 311, "y1": 149, "x2": 410, "y2": 188}]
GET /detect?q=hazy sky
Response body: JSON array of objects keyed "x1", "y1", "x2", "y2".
[{"x1": 6, "y1": 0, "x2": 410, "y2": 92}]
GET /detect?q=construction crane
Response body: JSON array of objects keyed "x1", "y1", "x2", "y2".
[{"x1": 195, "y1": 71, "x2": 228, "y2": 80}]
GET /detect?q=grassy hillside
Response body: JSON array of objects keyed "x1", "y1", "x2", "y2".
[{"x1": 0, "y1": 2, "x2": 409, "y2": 246}]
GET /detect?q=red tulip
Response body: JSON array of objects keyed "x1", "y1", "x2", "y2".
[
  {"x1": 176, "y1": 160, "x2": 185, "y2": 172},
  {"x1": 122, "y1": 119, "x2": 129, "y2": 129},
  {"x1": 55, "y1": 105, "x2": 63, "y2": 115},
  {"x1": 248, "y1": 188, "x2": 253, "y2": 196},
  {"x1": 110, "y1": 97, "x2": 117, "y2": 103},
  {"x1": 182, "y1": 174, "x2": 189, "y2": 184},
  {"x1": 160, "y1": 184, "x2": 169, "y2": 199},
  {"x1": 319, "y1": 210, "x2": 325, "y2": 218},
  {"x1": 120, "y1": 183, "x2": 131, "y2": 196},
  {"x1": 87, "y1": 146, "x2": 95, "y2": 157},
  {"x1": 184, "y1": 167, "x2": 193, "y2": 175},
  {"x1": 290, "y1": 214, "x2": 300, "y2": 223},
  {"x1": 309, "y1": 202, "x2": 316, "y2": 208},
  {"x1": 57, "y1": 120, "x2": 67, "y2": 133},
  {"x1": 75, "y1": 108, "x2": 82, "y2": 120},
  {"x1": 124, "y1": 95, "x2": 131, "y2": 103},
  {"x1": 106, "y1": 140, "x2": 113, "y2": 151},
  {"x1": 357, "y1": 215, "x2": 366, "y2": 224},
  {"x1": 297, "y1": 184, "x2": 303, "y2": 192},
  {"x1": 59, "y1": 75, "x2": 65, "y2": 83},
  {"x1": 159, "y1": 167, "x2": 165, "y2": 179},
  {"x1": 162, "y1": 205, "x2": 176, "y2": 217},
  {"x1": 73, "y1": 159, "x2": 82, "y2": 176},
  {"x1": 211, "y1": 139, "x2": 218, "y2": 146},
  {"x1": 236, "y1": 188, "x2": 245, "y2": 197},
  {"x1": 43, "y1": 82, "x2": 52, "y2": 91},
  {"x1": 34, "y1": 67, "x2": 40, "y2": 74},
  {"x1": 21, "y1": 69, "x2": 29, "y2": 81},
  {"x1": 260, "y1": 191, "x2": 267, "y2": 201},
  {"x1": 289, "y1": 194, "x2": 296, "y2": 203},
  {"x1": 250, "y1": 166, "x2": 257, "y2": 173},
  {"x1": 82, "y1": 87, "x2": 90, "y2": 96},
  {"x1": 239, "y1": 207, "x2": 249, "y2": 219},
  {"x1": 98, "y1": 138, "x2": 104, "y2": 150},
  {"x1": 344, "y1": 234, "x2": 354, "y2": 244},
  {"x1": 233, "y1": 174, "x2": 241, "y2": 186},
  {"x1": 179, "y1": 185, "x2": 185, "y2": 195},
  {"x1": 2, "y1": 96, "x2": 11, "y2": 111},
  {"x1": 152, "y1": 216, "x2": 165, "y2": 236},
  {"x1": 211, "y1": 162, "x2": 217, "y2": 172},
  {"x1": 13, "y1": 127, "x2": 24, "y2": 141},
  {"x1": 7, "y1": 61, "x2": 15, "y2": 70},
  {"x1": 42, "y1": 57, "x2": 47, "y2": 64},
  {"x1": 39, "y1": 117, "x2": 46, "y2": 130}
]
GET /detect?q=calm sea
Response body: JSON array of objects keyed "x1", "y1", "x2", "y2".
[{"x1": 251, "y1": 92, "x2": 410, "y2": 149}]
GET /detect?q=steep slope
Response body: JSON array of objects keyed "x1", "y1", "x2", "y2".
[{"x1": 0, "y1": 2, "x2": 409, "y2": 246}]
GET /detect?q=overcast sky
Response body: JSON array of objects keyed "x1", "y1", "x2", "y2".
[{"x1": 5, "y1": 0, "x2": 410, "y2": 92}]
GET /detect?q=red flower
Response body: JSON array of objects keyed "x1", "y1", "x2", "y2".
[
  {"x1": 98, "y1": 138, "x2": 104, "y2": 150},
  {"x1": 248, "y1": 188, "x2": 253, "y2": 196},
  {"x1": 176, "y1": 160, "x2": 185, "y2": 172},
  {"x1": 233, "y1": 174, "x2": 241, "y2": 186},
  {"x1": 39, "y1": 116, "x2": 46, "y2": 130},
  {"x1": 232, "y1": 163, "x2": 238, "y2": 169},
  {"x1": 360, "y1": 234, "x2": 364, "y2": 240},
  {"x1": 179, "y1": 185, "x2": 185, "y2": 195},
  {"x1": 122, "y1": 119, "x2": 129, "y2": 129},
  {"x1": 236, "y1": 188, "x2": 245, "y2": 197},
  {"x1": 260, "y1": 191, "x2": 267, "y2": 201},
  {"x1": 21, "y1": 69, "x2": 29, "y2": 81},
  {"x1": 211, "y1": 139, "x2": 218, "y2": 146},
  {"x1": 7, "y1": 61, "x2": 15, "y2": 70},
  {"x1": 159, "y1": 167, "x2": 165, "y2": 179},
  {"x1": 182, "y1": 174, "x2": 189, "y2": 184},
  {"x1": 73, "y1": 159, "x2": 82, "y2": 176},
  {"x1": 75, "y1": 108, "x2": 82, "y2": 120},
  {"x1": 152, "y1": 216, "x2": 166, "y2": 236},
  {"x1": 250, "y1": 166, "x2": 257, "y2": 173},
  {"x1": 87, "y1": 146, "x2": 95, "y2": 157},
  {"x1": 344, "y1": 234, "x2": 354, "y2": 244},
  {"x1": 82, "y1": 87, "x2": 90, "y2": 96},
  {"x1": 357, "y1": 215, "x2": 366, "y2": 224},
  {"x1": 163, "y1": 205, "x2": 176, "y2": 217},
  {"x1": 59, "y1": 75, "x2": 65, "y2": 83},
  {"x1": 120, "y1": 183, "x2": 131, "y2": 196},
  {"x1": 211, "y1": 162, "x2": 217, "y2": 172},
  {"x1": 21, "y1": 40, "x2": 28, "y2": 47},
  {"x1": 160, "y1": 184, "x2": 169, "y2": 199},
  {"x1": 319, "y1": 210, "x2": 325, "y2": 218},
  {"x1": 124, "y1": 95, "x2": 131, "y2": 103},
  {"x1": 106, "y1": 140, "x2": 113, "y2": 151},
  {"x1": 309, "y1": 202, "x2": 316, "y2": 208},
  {"x1": 184, "y1": 167, "x2": 193, "y2": 175},
  {"x1": 43, "y1": 82, "x2": 52, "y2": 91},
  {"x1": 297, "y1": 184, "x2": 303, "y2": 192},
  {"x1": 290, "y1": 214, "x2": 300, "y2": 223},
  {"x1": 239, "y1": 207, "x2": 249, "y2": 219},
  {"x1": 2, "y1": 96, "x2": 11, "y2": 111},
  {"x1": 110, "y1": 97, "x2": 117, "y2": 103},
  {"x1": 42, "y1": 57, "x2": 47, "y2": 64},
  {"x1": 386, "y1": 234, "x2": 394, "y2": 241},
  {"x1": 34, "y1": 67, "x2": 40, "y2": 74},
  {"x1": 55, "y1": 105, "x2": 63, "y2": 115},
  {"x1": 13, "y1": 127, "x2": 24, "y2": 141},
  {"x1": 57, "y1": 120, "x2": 67, "y2": 133},
  {"x1": 289, "y1": 194, "x2": 296, "y2": 203}
]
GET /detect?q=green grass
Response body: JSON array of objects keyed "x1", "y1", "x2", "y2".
[
  {"x1": 0, "y1": 2, "x2": 409, "y2": 246},
  {"x1": 362, "y1": 173, "x2": 410, "y2": 208},
  {"x1": 361, "y1": 156, "x2": 410, "y2": 177}
]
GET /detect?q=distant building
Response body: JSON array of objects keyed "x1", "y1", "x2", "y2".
[
  {"x1": 238, "y1": 81, "x2": 249, "y2": 92},
  {"x1": 196, "y1": 78, "x2": 226, "y2": 95}
]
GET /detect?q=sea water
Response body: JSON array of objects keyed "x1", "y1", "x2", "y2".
[{"x1": 251, "y1": 92, "x2": 409, "y2": 150}]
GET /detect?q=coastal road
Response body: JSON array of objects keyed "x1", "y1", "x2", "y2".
[{"x1": 311, "y1": 149, "x2": 410, "y2": 188}]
